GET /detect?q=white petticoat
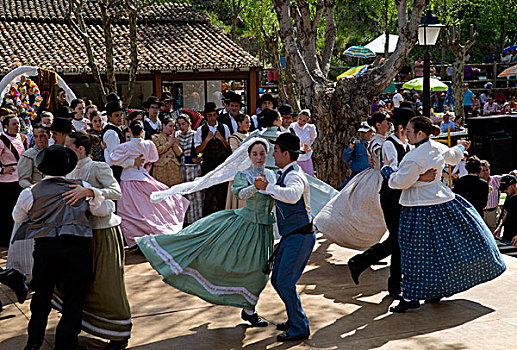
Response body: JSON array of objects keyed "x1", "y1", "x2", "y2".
[{"x1": 314, "y1": 168, "x2": 387, "y2": 250}]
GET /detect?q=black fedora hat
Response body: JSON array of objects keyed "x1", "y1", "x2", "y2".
[
  {"x1": 225, "y1": 91, "x2": 246, "y2": 106},
  {"x1": 161, "y1": 91, "x2": 174, "y2": 102},
  {"x1": 278, "y1": 104, "x2": 293, "y2": 116},
  {"x1": 257, "y1": 94, "x2": 278, "y2": 109},
  {"x1": 105, "y1": 101, "x2": 124, "y2": 116},
  {"x1": 142, "y1": 96, "x2": 164, "y2": 108},
  {"x1": 50, "y1": 117, "x2": 72, "y2": 134},
  {"x1": 272, "y1": 132, "x2": 305, "y2": 154},
  {"x1": 203, "y1": 102, "x2": 218, "y2": 114},
  {"x1": 106, "y1": 92, "x2": 122, "y2": 103},
  {"x1": 54, "y1": 106, "x2": 74, "y2": 119},
  {"x1": 35, "y1": 144, "x2": 78, "y2": 176}
]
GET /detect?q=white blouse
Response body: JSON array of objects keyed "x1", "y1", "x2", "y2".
[
  {"x1": 289, "y1": 122, "x2": 317, "y2": 162},
  {"x1": 386, "y1": 139, "x2": 465, "y2": 206}
]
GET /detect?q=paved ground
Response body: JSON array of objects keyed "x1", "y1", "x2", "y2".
[{"x1": 1, "y1": 234, "x2": 516, "y2": 350}]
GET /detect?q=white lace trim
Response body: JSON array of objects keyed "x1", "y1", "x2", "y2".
[{"x1": 144, "y1": 235, "x2": 259, "y2": 305}]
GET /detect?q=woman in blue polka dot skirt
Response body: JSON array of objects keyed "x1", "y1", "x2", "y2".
[{"x1": 381, "y1": 116, "x2": 506, "y2": 313}]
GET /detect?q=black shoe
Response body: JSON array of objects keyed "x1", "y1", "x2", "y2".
[
  {"x1": 390, "y1": 300, "x2": 420, "y2": 313},
  {"x1": 104, "y1": 340, "x2": 128, "y2": 350},
  {"x1": 347, "y1": 257, "x2": 365, "y2": 285},
  {"x1": 425, "y1": 298, "x2": 442, "y2": 304},
  {"x1": 276, "y1": 332, "x2": 308, "y2": 342},
  {"x1": 276, "y1": 322, "x2": 289, "y2": 331},
  {"x1": 241, "y1": 310, "x2": 268, "y2": 327},
  {"x1": 23, "y1": 344, "x2": 40, "y2": 350},
  {"x1": 0, "y1": 268, "x2": 28, "y2": 303}
]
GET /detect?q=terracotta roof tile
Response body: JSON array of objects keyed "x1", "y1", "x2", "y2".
[{"x1": 0, "y1": 1, "x2": 261, "y2": 73}]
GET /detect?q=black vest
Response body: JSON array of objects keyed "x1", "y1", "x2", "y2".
[
  {"x1": 200, "y1": 123, "x2": 231, "y2": 174},
  {"x1": 102, "y1": 124, "x2": 125, "y2": 144},
  {"x1": 381, "y1": 136, "x2": 410, "y2": 197},
  {"x1": 101, "y1": 124, "x2": 125, "y2": 182}
]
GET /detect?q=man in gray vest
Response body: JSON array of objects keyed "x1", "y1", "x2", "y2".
[
  {"x1": 12, "y1": 145, "x2": 114, "y2": 350},
  {"x1": 254, "y1": 132, "x2": 314, "y2": 342}
]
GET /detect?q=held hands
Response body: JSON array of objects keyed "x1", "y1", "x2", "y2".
[
  {"x1": 418, "y1": 168, "x2": 438, "y2": 182},
  {"x1": 214, "y1": 131, "x2": 225, "y2": 142},
  {"x1": 254, "y1": 172, "x2": 268, "y2": 190},
  {"x1": 457, "y1": 138, "x2": 471, "y2": 150},
  {"x1": 205, "y1": 131, "x2": 214, "y2": 142},
  {"x1": 101, "y1": 141, "x2": 107, "y2": 150},
  {"x1": 3, "y1": 166, "x2": 15, "y2": 175},
  {"x1": 134, "y1": 154, "x2": 145, "y2": 169},
  {"x1": 62, "y1": 184, "x2": 95, "y2": 205}
]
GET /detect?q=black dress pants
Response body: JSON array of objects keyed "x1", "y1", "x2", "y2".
[
  {"x1": 353, "y1": 188, "x2": 402, "y2": 294},
  {"x1": 27, "y1": 236, "x2": 92, "y2": 350}
]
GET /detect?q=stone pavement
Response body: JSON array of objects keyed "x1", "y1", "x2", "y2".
[{"x1": 1, "y1": 234, "x2": 516, "y2": 350}]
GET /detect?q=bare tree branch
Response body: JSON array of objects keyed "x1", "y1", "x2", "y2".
[{"x1": 320, "y1": 0, "x2": 336, "y2": 76}]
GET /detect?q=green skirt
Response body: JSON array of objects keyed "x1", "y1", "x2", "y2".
[
  {"x1": 136, "y1": 210, "x2": 274, "y2": 310},
  {"x1": 53, "y1": 226, "x2": 132, "y2": 341}
]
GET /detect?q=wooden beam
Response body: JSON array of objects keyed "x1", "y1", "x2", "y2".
[
  {"x1": 249, "y1": 69, "x2": 258, "y2": 113},
  {"x1": 154, "y1": 71, "x2": 162, "y2": 97}
]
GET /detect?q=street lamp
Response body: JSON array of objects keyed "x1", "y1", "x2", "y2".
[{"x1": 418, "y1": 10, "x2": 444, "y2": 118}]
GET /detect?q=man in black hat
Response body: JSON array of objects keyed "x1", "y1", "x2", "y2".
[
  {"x1": 106, "y1": 92, "x2": 123, "y2": 109},
  {"x1": 195, "y1": 102, "x2": 231, "y2": 215},
  {"x1": 13, "y1": 145, "x2": 114, "y2": 350},
  {"x1": 278, "y1": 104, "x2": 294, "y2": 132},
  {"x1": 348, "y1": 107, "x2": 436, "y2": 298},
  {"x1": 142, "y1": 96, "x2": 163, "y2": 140},
  {"x1": 218, "y1": 91, "x2": 232, "y2": 117},
  {"x1": 50, "y1": 116, "x2": 72, "y2": 146},
  {"x1": 495, "y1": 174, "x2": 517, "y2": 243},
  {"x1": 251, "y1": 93, "x2": 279, "y2": 129},
  {"x1": 218, "y1": 91, "x2": 254, "y2": 134},
  {"x1": 102, "y1": 101, "x2": 127, "y2": 182},
  {"x1": 158, "y1": 91, "x2": 175, "y2": 122},
  {"x1": 254, "y1": 132, "x2": 314, "y2": 342}
]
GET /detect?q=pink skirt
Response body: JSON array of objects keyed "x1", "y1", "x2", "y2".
[
  {"x1": 118, "y1": 178, "x2": 190, "y2": 247},
  {"x1": 297, "y1": 158, "x2": 314, "y2": 176}
]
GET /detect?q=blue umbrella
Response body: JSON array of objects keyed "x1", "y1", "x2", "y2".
[{"x1": 443, "y1": 84, "x2": 455, "y2": 108}]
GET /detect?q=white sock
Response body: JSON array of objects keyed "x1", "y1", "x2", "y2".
[{"x1": 243, "y1": 309, "x2": 255, "y2": 315}]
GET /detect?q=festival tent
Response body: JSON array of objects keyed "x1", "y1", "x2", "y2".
[{"x1": 365, "y1": 34, "x2": 399, "y2": 54}]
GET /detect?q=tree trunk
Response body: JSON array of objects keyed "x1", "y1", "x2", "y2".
[
  {"x1": 126, "y1": 7, "x2": 138, "y2": 107},
  {"x1": 452, "y1": 59, "x2": 465, "y2": 123},
  {"x1": 284, "y1": 55, "x2": 301, "y2": 111},
  {"x1": 100, "y1": 2, "x2": 117, "y2": 93},
  {"x1": 231, "y1": 14, "x2": 238, "y2": 41}
]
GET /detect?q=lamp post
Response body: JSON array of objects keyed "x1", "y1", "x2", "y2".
[{"x1": 418, "y1": 10, "x2": 444, "y2": 118}]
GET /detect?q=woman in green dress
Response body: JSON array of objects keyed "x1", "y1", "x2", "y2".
[{"x1": 136, "y1": 139, "x2": 276, "y2": 326}]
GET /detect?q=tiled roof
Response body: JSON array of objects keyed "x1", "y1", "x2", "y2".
[{"x1": 0, "y1": 1, "x2": 261, "y2": 74}]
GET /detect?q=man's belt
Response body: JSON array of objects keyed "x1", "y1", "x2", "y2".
[{"x1": 484, "y1": 207, "x2": 498, "y2": 212}]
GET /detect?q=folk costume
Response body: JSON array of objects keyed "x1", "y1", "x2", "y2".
[
  {"x1": 110, "y1": 137, "x2": 189, "y2": 247},
  {"x1": 136, "y1": 164, "x2": 276, "y2": 313},
  {"x1": 12, "y1": 145, "x2": 114, "y2": 350},
  {"x1": 347, "y1": 132, "x2": 411, "y2": 295},
  {"x1": 102, "y1": 122, "x2": 125, "y2": 183},
  {"x1": 382, "y1": 139, "x2": 505, "y2": 306},
  {"x1": 226, "y1": 130, "x2": 249, "y2": 210},
  {"x1": 289, "y1": 120, "x2": 317, "y2": 176},
  {"x1": 7, "y1": 144, "x2": 45, "y2": 274},
  {"x1": 177, "y1": 129, "x2": 203, "y2": 225},
  {"x1": 194, "y1": 118, "x2": 231, "y2": 216},
  {"x1": 314, "y1": 132, "x2": 387, "y2": 250},
  {"x1": 151, "y1": 132, "x2": 183, "y2": 187},
  {"x1": 0, "y1": 131, "x2": 29, "y2": 246},
  {"x1": 52, "y1": 157, "x2": 132, "y2": 345},
  {"x1": 88, "y1": 128, "x2": 105, "y2": 162},
  {"x1": 265, "y1": 133, "x2": 315, "y2": 341},
  {"x1": 143, "y1": 96, "x2": 164, "y2": 140}
]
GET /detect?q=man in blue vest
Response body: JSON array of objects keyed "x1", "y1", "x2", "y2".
[{"x1": 254, "y1": 132, "x2": 314, "y2": 342}]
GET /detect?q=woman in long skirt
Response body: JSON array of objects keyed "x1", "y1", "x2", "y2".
[
  {"x1": 110, "y1": 120, "x2": 189, "y2": 248},
  {"x1": 136, "y1": 139, "x2": 275, "y2": 326},
  {"x1": 226, "y1": 113, "x2": 251, "y2": 209},
  {"x1": 56, "y1": 131, "x2": 132, "y2": 349},
  {"x1": 381, "y1": 116, "x2": 505, "y2": 312},
  {"x1": 176, "y1": 114, "x2": 203, "y2": 225}
]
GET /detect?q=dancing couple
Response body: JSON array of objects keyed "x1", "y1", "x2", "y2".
[{"x1": 137, "y1": 132, "x2": 315, "y2": 342}]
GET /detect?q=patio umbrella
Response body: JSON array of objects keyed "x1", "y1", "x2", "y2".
[
  {"x1": 337, "y1": 65, "x2": 367, "y2": 80},
  {"x1": 343, "y1": 46, "x2": 376, "y2": 58},
  {"x1": 403, "y1": 77, "x2": 448, "y2": 91},
  {"x1": 443, "y1": 84, "x2": 455, "y2": 108},
  {"x1": 498, "y1": 64, "x2": 517, "y2": 77},
  {"x1": 365, "y1": 34, "x2": 399, "y2": 54}
]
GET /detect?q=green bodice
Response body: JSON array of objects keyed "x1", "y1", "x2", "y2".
[{"x1": 231, "y1": 172, "x2": 275, "y2": 225}]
